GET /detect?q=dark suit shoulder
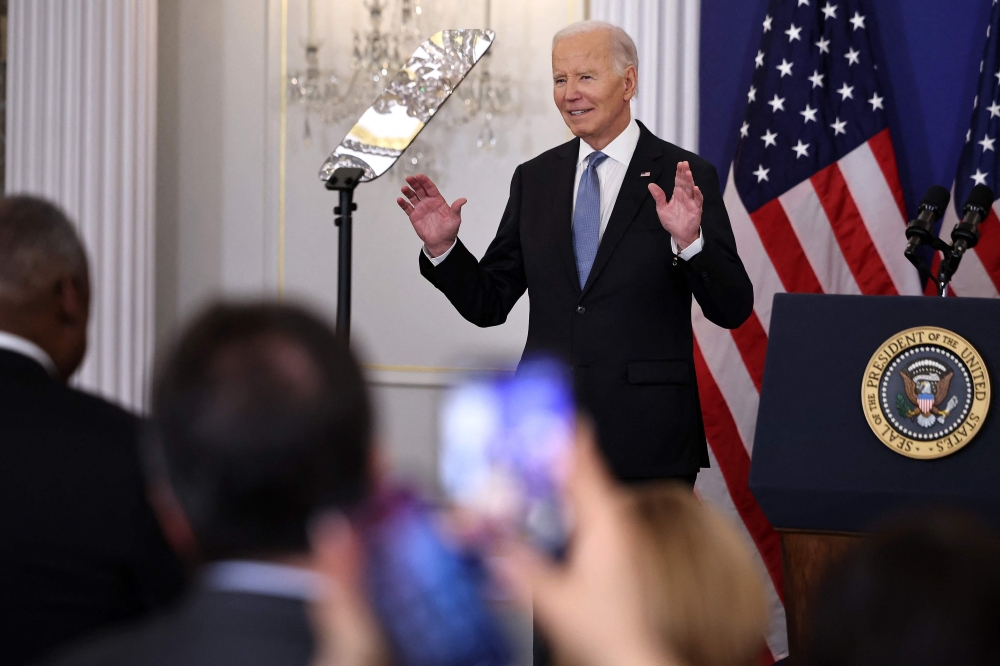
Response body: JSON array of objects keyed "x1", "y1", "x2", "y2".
[
  {"x1": 44, "y1": 591, "x2": 315, "y2": 666},
  {"x1": 518, "y1": 136, "x2": 578, "y2": 175},
  {"x1": 59, "y1": 384, "x2": 140, "y2": 435},
  {"x1": 652, "y1": 136, "x2": 717, "y2": 176}
]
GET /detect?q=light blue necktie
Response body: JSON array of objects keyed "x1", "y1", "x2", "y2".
[{"x1": 572, "y1": 150, "x2": 609, "y2": 289}]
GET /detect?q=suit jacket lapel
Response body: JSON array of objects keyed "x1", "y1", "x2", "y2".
[
  {"x1": 581, "y1": 122, "x2": 663, "y2": 297},
  {"x1": 552, "y1": 137, "x2": 582, "y2": 295}
]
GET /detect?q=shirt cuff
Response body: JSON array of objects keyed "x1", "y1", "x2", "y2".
[
  {"x1": 422, "y1": 239, "x2": 457, "y2": 266},
  {"x1": 670, "y1": 228, "x2": 703, "y2": 261}
]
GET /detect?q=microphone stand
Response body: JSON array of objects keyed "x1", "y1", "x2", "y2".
[
  {"x1": 325, "y1": 168, "x2": 364, "y2": 341},
  {"x1": 904, "y1": 235, "x2": 952, "y2": 297}
]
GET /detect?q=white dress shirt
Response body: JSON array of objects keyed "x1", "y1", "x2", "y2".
[
  {"x1": 203, "y1": 560, "x2": 327, "y2": 601},
  {"x1": 0, "y1": 330, "x2": 57, "y2": 376},
  {"x1": 425, "y1": 117, "x2": 702, "y2": 265}
]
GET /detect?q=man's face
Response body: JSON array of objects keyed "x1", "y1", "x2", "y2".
[{"x1": 552, "y1": 31, "x2": 634, "y2": 147}]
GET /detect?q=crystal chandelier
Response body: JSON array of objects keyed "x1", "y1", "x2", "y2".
[
  {"x1": 287, "y1": 0, "x2": 413, "y2": 140},
  {"x1": 289, "y1": 0, "x2": 512, "y2": 177},
  {"x1": 448, "y1": 0, "x2": 514, "y2": 150}
]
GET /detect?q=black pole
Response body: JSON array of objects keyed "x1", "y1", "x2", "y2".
[
  {"x1": 325, "y1": 168, "x2": 364, "y2": 341},
  {"x1": 336, "y1": 188, "x2": 354, "y2": 339}
]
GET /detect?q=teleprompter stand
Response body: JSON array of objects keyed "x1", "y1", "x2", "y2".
[{"x1": 325, "y1": 168, "x2": 364, "y2": 342}]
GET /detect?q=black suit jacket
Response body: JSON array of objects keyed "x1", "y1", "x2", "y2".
[
  {"x1": 44, "y1": 587, "x2": 315, "y2": 666},
  {"x1": 0, "y1": 349, "x2": 184, "y2": 665},
  {"x1": 420, "y1": 121, "x2": 754, "y2": 479}
]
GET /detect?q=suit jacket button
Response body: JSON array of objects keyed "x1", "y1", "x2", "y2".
[{"x1": 576, "y1": 306, "x2": 586, "y2": 314}]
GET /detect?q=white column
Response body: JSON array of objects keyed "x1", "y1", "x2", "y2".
[
  {"x1": 6, "y1": 0, "x2": 157, "y2": 411},
  {"x1": 590, "y1": 0, "x2": 700, "y2": 152}
]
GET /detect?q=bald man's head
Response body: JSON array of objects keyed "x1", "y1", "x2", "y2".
[{"x1": 0, "y1": 196, "x2": 91, "y2": 380}]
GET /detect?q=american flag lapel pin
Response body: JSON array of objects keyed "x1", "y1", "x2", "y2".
[{"x1": 640, "y1": 171, "x2": 651, "y2": 177}]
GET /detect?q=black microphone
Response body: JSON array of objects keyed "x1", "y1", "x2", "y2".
[
  {"x1": 904, "y1": 185, "x2": 950, "y2": 256},
  {"x1": 951, "y1": 184, "x2": 995, "y2": 258}
]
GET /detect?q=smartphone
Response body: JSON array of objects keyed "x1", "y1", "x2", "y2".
[
  {"x1": 359, "y1": 488, "x2": 512, "y2": 666},
  {"x1": 439, "y1": 355, "x2": 576, "y2": 553}
]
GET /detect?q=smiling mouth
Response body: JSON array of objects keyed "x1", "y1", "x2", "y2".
[{"x1": 569, "y1": 109, "x2": 593, "y2": 117}]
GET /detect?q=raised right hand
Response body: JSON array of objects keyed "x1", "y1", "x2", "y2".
[{"x1": 397, "y1": 174, "x2": 466, "y2": 258}]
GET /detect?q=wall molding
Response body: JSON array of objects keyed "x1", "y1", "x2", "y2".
[{"x1": 6, "y1": 0, "x2": 158, "y2": 410}]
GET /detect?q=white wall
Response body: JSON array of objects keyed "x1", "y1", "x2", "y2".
[{"x1": 157, "y1": 0, "x2": 585, "y2": 495}]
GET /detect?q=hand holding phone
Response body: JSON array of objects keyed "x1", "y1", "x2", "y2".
[{"x1": 440, "y1": 356, "x2": 576, "y2": 552}]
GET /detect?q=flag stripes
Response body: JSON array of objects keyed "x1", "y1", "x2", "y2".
[
  {"x1": 696, "y1": 139, "x2": 919, "y2": 664},
  {"x1": 693, "y1": 341, "x2": 785, "y2": 601},
  {"x1": 813, "y1": 163, "x2": 899, "y2": 295},
  {"x1": 937, "y1": 201, "x2": 1000, "y2": 297},
  {"x1": 750, "y1": 200, "x2": 825, "y2": 294}
]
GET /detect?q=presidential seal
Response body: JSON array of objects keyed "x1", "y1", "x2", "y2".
[{"x1": 862, "y1": 326, "x2": 990, "y2": 459}]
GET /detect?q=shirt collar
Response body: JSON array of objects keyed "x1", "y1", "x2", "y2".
[
  {"x1": 202, "y1": 560, "x2": 328, "y2": 602},
  {"x1": 0, "y1": 331, "x2": 57, "y2": 376},
  {"x1": 577, "y1": 117, "x2": 641, "y2": 168}
]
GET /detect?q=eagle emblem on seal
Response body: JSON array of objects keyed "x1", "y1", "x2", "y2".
[{"x1": 898, "y1": 359, "x2": 960, "y2": 428}]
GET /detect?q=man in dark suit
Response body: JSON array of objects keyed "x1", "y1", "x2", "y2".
[
  {"x1": 0, "y1": 196, "x2": 184, "y2": 665},
  {"x1": 48, "y1": 302, "x2": 376, "y2": 666},
  {"x1": 398, "y1": 21, "x2": 753, "y2": 483}
]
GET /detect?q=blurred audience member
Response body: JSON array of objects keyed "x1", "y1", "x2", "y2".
[
  {"x1": 808, "y1": 512, "x2": 1000, "y2": 666},
  {"x1": 497, "y1": 423, "x2": 684, "y2": 666},
  {"x1": 48, "y1": 302, "x2": 373, "y2": 666},
  {"x1": 628, "y1": 484, "x2": 767, "y2": 666},
  {"x1": 0, "y1": 196, "x2": 183, "y2": 665}
]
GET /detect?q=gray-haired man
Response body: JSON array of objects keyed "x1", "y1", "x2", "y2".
[
  {"x1": 0, "y1": 196, "x2": 183, "y2": 665},
  {"x1": 398, "y1": 21, "x2": 754, "y2": 485}
]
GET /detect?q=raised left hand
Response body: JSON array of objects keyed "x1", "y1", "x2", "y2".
[{"x1": 648, "y1": 161, "x2": 703, "y2": 250}]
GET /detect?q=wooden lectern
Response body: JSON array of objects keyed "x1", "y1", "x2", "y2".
[{"x1": 749, "y1": 294, "x2": 1000, "y2": 662}]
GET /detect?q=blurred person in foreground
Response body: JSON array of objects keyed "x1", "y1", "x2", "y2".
[
  {"x1": 626, "y1": 484, "x2": 767, "y2": 666},
  {"x1": 0, "y1": 196, "x2": 183, "y2": 665},
  {"x1": 313, "y1": 422, "x2": 691, "y2": 666},
  {"x1": 47, "y1": 302, "x2": 375, "y2": 666},
  {"x1": 501, "y1": 429, "x2": 766, "y2": 666},
  {"x1": 807, "y1": 512, "x2": 1000, "y2": 666}
]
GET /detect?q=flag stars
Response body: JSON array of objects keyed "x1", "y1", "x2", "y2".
[
  {"x1": 850, "y1": 12, "x2": 866, "y2": 30},
  {"x1": 761, "y1": 129, "x2": 778, "y2": 147},
  {"x1": 777, "y1": 59, "x2": 794, "y2": 77},
  {"x1": 821, "y1": 2, "x2": 837, "y2": 19},
  {"x1": 768, "y1": 94, "x2": 787, "y2": 112},
  {"x1": 837, "y1": 83, "x2": 855, "y2": 100},
  {"x1": 831, "y1": 117, "x2": 847, "y2": 135},
  {"x1": 816, "y1": 36, "x2": 831, "y2": 54},
  {"x1": 994, "y1": 69, "x2": 1000, "y2": 85},
  {"x1": 763, "y1": 15, "x2": 773, "y2": 32},
  {"x1": 845, "y1": 48, "x2": 861, "y2": 66},
  {"x1": 797, "y1": 0, "x2": 810, "y2": 6},
  {"x1": 785, "y1": 24, "x2": 803, "y2": 42},
  {"x1": 808, "y1": 70, "x2": 825, "y2": 88},
  {"x1": 801, "y1": 104, "x2": 818, "y2": 123},
  {"x1": 753, "y1": 165, "x2": 770, "y2": 182},
  {"x1": 979, "y1": 134, "x2": 996, "y2": 152},
  {"x1": 740, "y1": 121, "x2": 750, "y2": 138},
  {"x1": 972, "y1": 169, "x2": 989, "y2": 186},
  {"x1": 792, "y1": 140, "x2": 810, "y2": 158},
  {"x1": 755, "y1": 50, "x2": 765, "y2": 68},
  {"x1": 988, "y1": 101, "x2": 1000, "y2": 118},
  {"x1": 967, "y1": 129, "x2": 973, "y2": 144},
  {"x1": 868, "y1": 93, "x2": 884, "y2": 111},
  {"x1": 748, "y1": 85, "x2": 757, "y2": 103}
]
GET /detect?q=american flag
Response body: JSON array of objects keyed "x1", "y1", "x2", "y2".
[
  {"x1": 936, "y1": 0, "x2": 1000, "y2": 297},
  {"x1": 692, "y1": 0, "x2": 920, "y2": 660}
]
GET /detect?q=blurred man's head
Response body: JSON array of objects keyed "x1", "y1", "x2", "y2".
[
  {"x1": 552, "y1": 21, "x2": 638, "y2": 151},
  {"x1": 0, "y1": 196, "x2": 90, "y2": 380},
  {"x1": 150, "y1": 302, "x2": 373, "y2": 562},
  {"x1": 808, "y1": 512, "x2": 1000, "y2": 666}
]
